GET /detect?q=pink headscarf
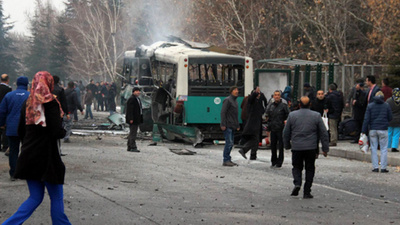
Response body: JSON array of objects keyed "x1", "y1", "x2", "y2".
[{"x1": 25, "y1": 71, "x2": 64, "y2": 126}]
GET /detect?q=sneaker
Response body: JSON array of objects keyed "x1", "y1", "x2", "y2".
[
  {"x1": 222, "y1": 161, "x2": 237, "y2": 167},
  {"x1": 4, "y1": 148, "x2": 10, "y2": 156},
  {"x1": 303, "y1": 193, "x2": 314, "y2": 199},
  {"x1": 381, "y1": 169, "x2": 389, "y2": 173},
  {"x1": 329, "y1": 143, "x2": 337, "y2": 147},
  {"x1": 238, "y1": 149, "x2": 247, "y2": 159},
  {"x1": 64, "y1": 139, "x2": 71, "y2": 143},
  {"x1": 392, "y1": 148, "x2": 399, "y2": 152},
  {"x1": 372, "y1": 168, "x2": 379, "y2": 172},
  {"x1": 291, "y1": 186, "x2": 301, "y2": 196},
  {"x1": 128, "y1": 149, "x2": 140, "y2": 152}
]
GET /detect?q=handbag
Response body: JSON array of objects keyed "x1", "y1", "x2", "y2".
[{"x1": 322, "y1": 112, "x2": 329, "y2": 131}]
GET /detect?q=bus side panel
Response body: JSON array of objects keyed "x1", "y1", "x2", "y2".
[{"x1": 184, "y1": 96, "x2": 243, "y2": 124}]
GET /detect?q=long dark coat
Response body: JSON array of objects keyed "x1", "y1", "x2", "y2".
[
  {"x1": 126, "y1": 95, "x2": 143, "y2": 125},
  {"x1": 242, "y1": 91, "x2": 264, "y2": 137},
  {"x1": 14, "y1": 100, "x2": 67, "y2": 184}
]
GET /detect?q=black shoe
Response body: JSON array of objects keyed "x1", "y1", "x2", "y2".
[
  {"x1": 392, "y1": 148, "x2": 399, "y2": 152},
  {"x1": 60, "y1": 153, "x2": 67, "y2": 156},
  {"x1": 238, "y1": 149, "x2": 247, "y2": 159},
  {"x1": 249, "y1": 156, "x2": 257, "y2": 160},
  {"x1": 128, "y1": 149, "x2": 140, "y2": 152},
  {"x1": 275, "y1": 165, "x2": 282, "y2": 168},
  {"x1": 64, "y1": 139, "x2": 71, "y2": 143},
  {"x1": 372, "y1": 168, "x2": 379, "y2": 172},
  {"x1": 291, "y1": 186, "x2": 301, "y2": 196},
  {"x1": 303, "y1": 193, "x2": 314, "y2": 199},
  {"x1": 381, "y1": 169, "x2": 389, "y2": 173}
]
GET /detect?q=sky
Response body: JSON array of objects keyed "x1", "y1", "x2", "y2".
[{"x1": 2, "y1": 0, "x2": 66, "y2": 34}]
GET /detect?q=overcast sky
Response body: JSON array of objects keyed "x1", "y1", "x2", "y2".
[{"x1": 3, "y1": 0, "x2": 66, "y2": 34}]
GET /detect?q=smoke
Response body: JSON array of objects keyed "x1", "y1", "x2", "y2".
[{"x1": 124, "y1": 0, "x2": 193, "y2": 45}]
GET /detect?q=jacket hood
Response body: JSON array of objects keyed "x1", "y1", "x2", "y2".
[
  {"x1": 373, "y1": 95, "x2": 384, "y2": 104},
  {"x1": 17, "y1": 76, "x2": 29, "y2": 87}
]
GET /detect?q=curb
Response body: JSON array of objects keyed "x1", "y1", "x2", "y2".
[{"x1": 329, "y1": 148, "x2": 400, "y2": 167}]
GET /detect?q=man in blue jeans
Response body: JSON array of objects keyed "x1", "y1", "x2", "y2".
[
  {"x1": 0, "y1": 76, "x2": 30, "y2": 180},
  {"x1": 220, "y1": 86, "x2": 240, "y2": 167},
  {"x1": 361, "y1": 91, "x2": 392, "y2": 173}
]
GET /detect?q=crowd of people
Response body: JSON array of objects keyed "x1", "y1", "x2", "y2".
[{"x1": 221, "y1": 75, "x2": 398, "y2": 197}]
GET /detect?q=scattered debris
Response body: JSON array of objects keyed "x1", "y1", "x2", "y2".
[{"x1": 169, "y1": 148, "x2": 197, "y2": 155}]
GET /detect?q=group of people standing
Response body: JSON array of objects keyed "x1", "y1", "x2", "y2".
[
  {"x1": 220, "y1": 75, "x2": 397, "y2": 197},
  {"x1": 220, "y1": 85, "x2": 329, "y2": 198}
]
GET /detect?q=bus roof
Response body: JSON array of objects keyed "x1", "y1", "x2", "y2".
[{"x1": 132, "y1": 41, "x2": 249, "y2": 65}]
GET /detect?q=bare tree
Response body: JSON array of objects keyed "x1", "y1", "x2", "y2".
[{"x1": 66, "y1": 0, "x2": 125, "y2": 82}]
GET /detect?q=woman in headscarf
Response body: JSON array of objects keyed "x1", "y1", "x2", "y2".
[
  {"x1": 386, "y1": 88, "x2": 400, "y2": 152},
  {"x1": 2, "y1": 71, "x2": 71, "y2": 224}
]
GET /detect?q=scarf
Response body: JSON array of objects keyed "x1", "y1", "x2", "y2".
[
  {"x1": 25, "y1": 71, "x2": 64, "y2": 126},
  {"x1": 392, "y1": 88, "x2": 400, "y2": 105}
]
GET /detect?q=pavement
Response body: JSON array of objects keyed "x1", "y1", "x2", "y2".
[{"x1": 328, "y1": 140, "x2": 400, "y2": 168}]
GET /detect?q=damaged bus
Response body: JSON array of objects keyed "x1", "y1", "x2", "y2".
[{"x1": 123, "y1": 38, "x2": 253, "y2": 144}]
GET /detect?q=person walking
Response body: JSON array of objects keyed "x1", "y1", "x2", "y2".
[
  {"x1": 326, "y1": 84, "x2": 344, "y2": 146},
  {"x1": 387, "y1": 88, "x2": 400, "y2": 152},
  {"x1": 84, "y1": 86, "x2": 94, "y2": 119},
  {"x1": 220, "y1": 86, "x2": 240, "y2": 167},
  {"x1": 0, "y1": 74, "x2": 12, "y2": 153},
  {"x1": 361, "y1": 91, "x2": 392, "y2": 173},
  {"x1": 265, "y1": 90, "x2": 290, "y2": 167},
  {"x1": 238, "y1": 87, "x2": 265, "y2": 161},
  {"x1": 64, "y1": 81, "x2": 84, "y2": 143},
  {"x1": 126, "y1": 87, "x2": 143, "y2": 152},
  {"x1": 0, "y1": 76, "x2": 30, "y2": 180},
  {"x1": 2, "y1": 71, "x2": 71, "y2": 225},
  {"x1": 283, "y1": 96, "x2": 329, "y2": 199}
]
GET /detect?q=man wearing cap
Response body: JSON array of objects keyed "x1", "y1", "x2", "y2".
[
  {"x1": 283, "y1": 96, "x2": 329, "y2": 199},
  {"x1": 0, "y1": 76, "x2": 30, "y2": 180},
  {"x1": 0, "y1": 74, "x2": 12, "y2": 152},
  {"x1": 126, "y1": 87, "x2": 143, "y2": 152}
]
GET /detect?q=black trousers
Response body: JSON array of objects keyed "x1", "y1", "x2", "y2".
[
  {"x1": 128, "y1": 124, "x2": 139, "y2": 150},
  {"x1": 242, "y1": 134, "x2": 258, "y2": 159},
  {"x1": 291, "y1": 150, "x2": 316, "y2": 194},
  {"x1": 270, "y1": 130, "x2": 284, "y2": 166},
  {"x1": 0, "y1": 128, "x2": 8, "y2": 150}
]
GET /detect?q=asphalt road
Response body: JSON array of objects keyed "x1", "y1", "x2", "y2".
[{"x1": 1, "y1": 134, "x2": 400, "y2": 225}]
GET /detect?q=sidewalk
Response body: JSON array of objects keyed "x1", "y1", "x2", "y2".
[{"x1": 329, "y1": 140, "x2": 400, "y2": 167}]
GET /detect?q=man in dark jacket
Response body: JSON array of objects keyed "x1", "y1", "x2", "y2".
[
  {"x1": 361, "y1": 91, "x2": 392, "y2": 173},
  {"x1": 0, "y1": 74, "x2": 12, "y2": 152},
  {"x1": 310, "y1": 90, "x2": 327, "y2": 116},
  {"x1": 352, "y1": 83, "x2": 367, "y2": 143},
  {"x1": 126, "y1": 87, "x2": 143, "y2": 152},
  {"x1": 52, "y1": 76, "x2": 68, "y2": 116},
  {"x1": 326, "y1": 84, "x2": 344, "y2": 146},
  {"x1": 366, "y1": 75, "x2": 380, "y2": 104},
  {"x1": 283, "y1": 96, "x2": 329, "y2": 199},
  {"x1": 0, "y1": 76, "x2": 30, "y2": 180},
  {"x1": 220, "y1": 86, "x2": 240, "y2": 166},
  {"x1": 265, "y1": 90, "x2": 290, "y2": 167},
  {"x1": 238, "y1": 87, "x2": 264, "y2": 160},
  {"x1": 64, "y1": 81, "x2": 83, "y2": 143}
]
